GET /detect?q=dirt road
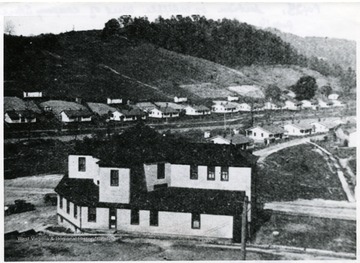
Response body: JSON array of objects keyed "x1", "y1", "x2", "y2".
[
  {"x1": 264, "y1": 199, "x2": 356, "y2": 221},
  {"x1": 253, "y1": 135, "x2": 326, "y2": 162}
]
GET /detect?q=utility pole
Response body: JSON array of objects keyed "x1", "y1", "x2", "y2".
[{"x1": 241, "y1": 196, "x2": 248, "y2": 260}]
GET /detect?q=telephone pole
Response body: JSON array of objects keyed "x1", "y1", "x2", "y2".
[{"x1": 241, "y1": 196, "x2": 248, "y2": 260}]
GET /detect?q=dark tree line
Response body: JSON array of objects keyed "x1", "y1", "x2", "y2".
[{"x1": 103, "y1": 15, "x2": 307, "y2": 67}]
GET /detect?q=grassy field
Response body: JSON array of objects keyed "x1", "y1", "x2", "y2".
[
  {"x1": 5, "y1": 235, "x2": 280, "y2": 261},
  {"x1": 256, "y1": 144, "x2": 347, "y2": 202},
  {"x1": 252, "y1": 212, "x2": 356, "y2": 253}
]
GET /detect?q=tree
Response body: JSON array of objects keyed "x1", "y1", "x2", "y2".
[
  {"x1": 101, "y1": 18, "x2": 121, "y2": 39},
  {"x1": 319, "y1": 85, "x2": 332, "y2": 97},
  {"x1": 265, "y1": 84, "x2": 282, "y2": 101},
  {"x1": 291, "y1": 76, "x2": 318, "y2": 100},
  {"x1": 4, "y1": 20, "x2": 15, "y2": 35}
]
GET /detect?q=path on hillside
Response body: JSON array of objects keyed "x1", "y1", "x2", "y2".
[
  {"x1": 253, "y1": 134, "x2": 326, "y2": 163},
  {"x1": 264, "y1": 200, "x2": 356, "y2": 221},
  {"x1": 100, "y1": 64, "x2": 171, "y2": 98},
  {"x1": 308, "y1": 142, "x2": 356, "y2": 202}
]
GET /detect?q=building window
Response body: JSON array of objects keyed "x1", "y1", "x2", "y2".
[
  {"x1": 254, "y1": 132, "x2": 256, "y2": 137},
  {"x1": 190, "y1": 165, "x2": 198, "y2": 180},
  {"x1": 131, "y1": 209, "x2": 140, "y2": 225},
  {"x1": 207, "y1": 166, "x2": 215, "y2": 180},
  {"x1": 110, "y1": 170, "x2": 119, "y2": 186},
  {"x1": 66, "y1": 200, "x2": 70, "y2": 214},
  {"x1": 150, "y1": 210, "x2": 159, "y2": 226},
  {"x1": 261, "y1": 133, "x2": 264, "y2": 137},
  {"x1": 59, "y1": 196, "x2": 63, "y2": 209},
  {"x1": 78, "y1": 157, "x2": 86, "y2": 172},
  {"x1": 88, "y1": 207, "x2": 96, "y2": 222},
  {"x1": 157, "y1": 163, "x2": 165, "y2": 179},
  {"x1": 192, "y1": 213, "x2": 200, "y2": 229},
  {"x1": 74, "y1": 205, "x2": 78, "y2": 219},
  {"x1": 221, "y1": 167, "x2": 229, "y2": 181}
]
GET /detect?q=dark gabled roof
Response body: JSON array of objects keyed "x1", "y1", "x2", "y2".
[
  {"x1": 120, "y1": 108, "x2": 146, "y2": 117},
  {"x1": 6, "y1": 111, "x2": 20, "y2": 120},
  {"x1": 87, "y1": 102, "x2": 118, "y2": 116},
  {"x1": 189, "y1": 105, "x2": 210, "y2": 111},
  {"x1": 55, "y1": 176, "x2": 99, "y2": 206},
  {"x1": 130, "y1": 187, "x2": 244, "y2": 215},
  {"x1": 224, "y1": 134, "x2": 253, "y2": 145},
  {"x1": 77, "y1": 123, "x2": 257, "y2": 168},
  {"x1": 5, "y1": 110, "x2": 37, "y2": 119},
  {"x1": 4, "y1": 96, "x2": 28, "y2": 112},
  {"x1": 62, "y1": 109, "x2": 92, "y2": 118},
  {"x1": 260, "y1": 125, "x2": 285, "y2": 134},
  {"x1": 157, "y1": 106, "x2": 178, "y2": 114}
]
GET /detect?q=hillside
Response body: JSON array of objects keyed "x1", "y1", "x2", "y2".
[
  {"x1": 4, "y1": 30, "x2": 348, "y2": 101},
  {"x1": 265, "y1": 28, "x2": 356, "y2": 71}
]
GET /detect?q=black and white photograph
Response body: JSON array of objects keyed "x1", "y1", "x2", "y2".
[{"x1": 2, "y1": 1, "x2": 359, "y2": 261}]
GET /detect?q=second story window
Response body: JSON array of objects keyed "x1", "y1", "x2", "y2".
[
  {"x1": 190, "y1": 165, "x2": 198, "y2": 180},
  {"x1": 221, "y1": 166, "x2": 229, "y2": 181},
  {"x1": 207, "y1": 166, "x2": 215, "y2": 181},
  {"x1": 59, "y1": 196, "x2": 63, "y2": 209},
  {"x1": 78, "y1": 157, "x2": 86, "y2": 172},
  {"x1": 110, "y1": 170, "x2": 119, "y2": 186},
  {"x1": 157, "y1": 163, "x2": 165, "y2": 179}
]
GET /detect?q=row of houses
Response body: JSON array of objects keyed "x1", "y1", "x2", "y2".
[{"x1": 206, "y1": 118, "x2": 356, "y2": 147}]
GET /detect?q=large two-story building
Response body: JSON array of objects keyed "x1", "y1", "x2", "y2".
[{"x1": 55, "y1": 124, "x2": 258, "y2": 242}]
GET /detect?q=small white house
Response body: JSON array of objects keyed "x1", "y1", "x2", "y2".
[
  {"x1": 310, "y1": 121, "x2": 340, "y2": 133},
  {"x1": 174, "y1": 96, "x2": 188, "y2": 103},
  {"x1": 238, "y1": 103, "x2": 252, "y2": 112},
  {"x1": 210, "y1": 134, "x2": 253, "y2": 150},
  {"x1": 110, "y1": 111, "x2": 124, "y2": 121},
  {"x1": 107, "y1": 98, "x2": 123, "y2": 104},
  {"x1": 227, "y1": 96, "x2": 239, "y2": 102},
  {"x1": 246, "y1": 125, "x2": 285, "y2": 143},
  {"x1": 328, "y1": 94, "x2": 339, "y2": 100},
  {"x1": 184, "y1": 105, "x2": 211, "y2": 116},
  {"x1": 332, "y1": 100, "x2": 344, "y2": 107},
  {"x1": 284, "y1": 122, "x2": 313, "y2": 136},
  {"x1": 264, "y1": 101, "x2": 283, "y2": 111},
  {"x1": 318, "y1": 99, "x2": 333, "y2": 108},
  {"x1": 211, "y1": 103, "x2": 239, "y2": 113},
  {"x1": 149, "y1": 107, "x2": 179, "y2": 118},
  {"x1": 60, "y1": 110, "x2": 92, "y2": 123},
  {"x1": 301, "y1": 100, "x2": 318, "y2": 110},
  {"x1": 23, "y1": 91, "x2": 43, "y2": 98},
  {"x1": 283, "y1": 100, "x2": 301, "y2": 111},
  {"x1": 5, "y1": 110, "x2": 37, "y2": 124}
]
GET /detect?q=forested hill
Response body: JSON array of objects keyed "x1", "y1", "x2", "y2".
[
  {"x1": 266, "y1": 27, "x2": 356, "y2": 71},
  {"x1": 114, "y1": 15, "x2": 307, "y2": 67},
  {"x1": 4, "y1": 16, "x2": 356, "y2": 101}
]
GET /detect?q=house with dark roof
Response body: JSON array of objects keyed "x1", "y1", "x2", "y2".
[
  {"x1": 55, "y1": 124, "x2": 257, "y2": 242},
  {"x1": 40, "y1": 100, "x2": 92, "y2": 123},
  {"x1": 210, "y1": 134, "x2": 254, "y2": 150},
  {"x1": 60, "y1": 109, "x2": 92, "y2": 123},
  {"x1": 119, "y1": 107, "x2": 147, "y2": 121},
  {"x1": 87, "y1": 102, "x2": 123, "y2": 121},
  {"x1": 184, "y1": 105, "x2": 211, "y2": 116},
  {"x1": 4, "y1": 96, "x2": 41, "y2": 124},
  {"x1": 211, "y1": 101, "x2": 239, "y2": 113},
  {"x1": 245, "y1": 125, "x2": 285, "y2": 144}
]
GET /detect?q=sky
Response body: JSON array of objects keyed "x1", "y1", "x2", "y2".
[{"x1": 2, "y1": 2, "x2": 360, "y2": 40}]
